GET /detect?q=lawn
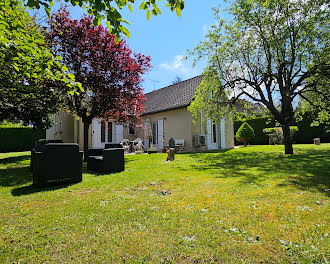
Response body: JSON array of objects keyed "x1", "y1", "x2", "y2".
[{"x1": 0, "y1": 144, "x2": 329, "y2": 263}]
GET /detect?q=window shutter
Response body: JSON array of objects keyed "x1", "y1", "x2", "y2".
[
  {"x1": 143, "y1": 122, "x2": 149, "y2": 148},
  {"x1": 115, "y1": 125, "x2": 123, "y2": 143},
  {"x1": 220, "y1": 119, "x2": 226, "y2": 149},
  {"x1": 158, "y1": 119, "x2": 164, "y2": 149},
  {"x1": 92, "y1": 119, "x2": 102, "y2": 148}
]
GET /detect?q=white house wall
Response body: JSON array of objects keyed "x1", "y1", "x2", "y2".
[
  {"x1": 46, "y1": 112, "x2": 74, "y2": 143},
  {"x1": 47, "y1": 108, "x2": 235, "y2": 152},
  {"x1": 137, "y1": 107, "x2": 193, "y2": 151}
]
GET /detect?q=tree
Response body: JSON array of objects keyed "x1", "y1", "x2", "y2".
[
  {"x1": 0, "y1": 0, "x2": 79, "y2": 128},
  {"x1": 47, "y1": 8, "x2": 151, "y2": 159},
  {"x1": 25, "y1": 0, "x2": 184, "y2": 39},
  {"x1": 302, "y1": 69, "x2": 330, "y2": 129},
  {"x1": 236, "y1": 122, "x2": 255, "y2": 147},
  {"x1": 188, "y1": 0, "x2": 330, "y2": 154},
  {"x1": 172, "y1": 75, "x2": 183, "y2": 84}
]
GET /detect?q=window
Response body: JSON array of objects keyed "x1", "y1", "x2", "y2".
[
  {"x1": 55, "y1": 121, "x2": 62, "y2": 133},
  {"x1": 128, "y1": 123, "x2": 136, "y2": 135},
  {"x1": 101, "y1": 121, "x2": 112, "y2": 143},
  {"x1": 101, "y1": 121, "x2": 105, "y2": 142},
  {"x1": 212, "y1": 122, "x2": 217, "y2": 143},
  {"x1": 152, "y1": 123, "x2": 158, "y2": 144},
  {"x1": 107, "y1": 122, "x2": 113, "y2": 142}
]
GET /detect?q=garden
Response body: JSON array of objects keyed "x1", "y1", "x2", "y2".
[
  {"x1": 1, "y1": 144, "x2": 329, "y2": 263},
  {"x1": 1, "y1": 0, "x2": 330, "y2": 262}
]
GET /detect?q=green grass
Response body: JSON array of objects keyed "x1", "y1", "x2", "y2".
[{"x1": 0, "y1": 145, "x2": 329, "y2": 263}]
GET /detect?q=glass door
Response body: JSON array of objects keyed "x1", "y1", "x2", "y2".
[{"x1": 101, "y1": 121, "x2": 113, "y2": 148}]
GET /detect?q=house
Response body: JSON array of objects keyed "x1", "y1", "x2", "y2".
[
  {"x1": 235, "y1": 99, "x2": 267, "y2": 116},
  {"x1": 46, "y1": 76, "x2": 234, "y2": 152}
]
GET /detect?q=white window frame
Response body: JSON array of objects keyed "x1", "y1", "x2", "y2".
[
  {"x1": 54, "y1": 121, "x2": 62, "y2": 133},
  {"x1": 128, "y1": 123, "x2": 136, "y2": 135}
]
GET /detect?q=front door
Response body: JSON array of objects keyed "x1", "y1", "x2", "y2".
[
  {"x1": 206, "y1": 119, "x2": 218, "y2": 150},
  {"x1": 150, "y1": 120, "x2": 163, "y2": 150},
  {"x1": 92, "y1": 119, "x2": 114, "y2": 148}
]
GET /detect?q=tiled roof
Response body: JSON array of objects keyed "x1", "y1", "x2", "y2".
[{"x1": 142, "y1": 75, "x2": 203, "y2": 116}]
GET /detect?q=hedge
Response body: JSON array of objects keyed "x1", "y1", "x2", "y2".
[
  {"x1": 234, "y1": 112, "x2": 330, "y2": 145},
  {"x1": 0, "y1": 126, "x2": 45, "y2": 152},
  {"x1": 234, "y1": 117, "x2": 276, "y2": 145}
]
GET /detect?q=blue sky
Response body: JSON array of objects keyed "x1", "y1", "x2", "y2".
[{"x1": 37, "y1": 0, "x2": 229, "y2": 93}]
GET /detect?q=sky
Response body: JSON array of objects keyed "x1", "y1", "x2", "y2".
[{"x1": 37, "y1": 0, "x2": 230, "y2": 94}]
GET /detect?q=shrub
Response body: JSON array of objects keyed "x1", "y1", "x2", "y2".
[
  {"x1": 234, "y1": 112, "x2": 330, "y2": 145},
  {"x1": 234, "y1": 117, "x2": 276, "y2": 145},
  {"x1": 147, "y1": 144, "x2": 157, "y2": 151},
  {"x1": 236, "y1": 122, "x2": 255, "y2": 147},
  {"x1": 35, "y1": 139, "x2": 47, "y2": 146},
  {"x1": 0, "y1": 126, "x2": 45, "y2": 152},
  {"x1": 263, "y1": 126, "x2": 298, "y2": 145}
]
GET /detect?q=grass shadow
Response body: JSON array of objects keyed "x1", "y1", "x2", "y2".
[
  {"x1": 182, "y1": 147, "x2": 330, "y2": 195},
  {"x1": 0, "y1": 155, "x2": 32, "y2": 187},
  {"x1": 85, "y1": 168, "x2": 125, "y2": 177},
  {"x1": 0, "y1": 154, "x2": 30, "y2": 165},
  {"x1": 11, "y1": 183, "x2": 74, "y2": 196},
  {"x1": 82, "y1": 163, "x2": 124, "y2": 176},
  {"x1": 177, "y1": 149, "x2": 232, "y2": 155}
]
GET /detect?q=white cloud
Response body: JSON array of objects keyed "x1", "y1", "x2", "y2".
[{"x1": 159, "y1": 55, "x2": 191, "y2": 76}]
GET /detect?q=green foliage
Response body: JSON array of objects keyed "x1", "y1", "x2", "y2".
[
  {"x1": 0, "y1": 0, "x2": 81, "y2": 128},
  {"x1": 25, "y1": 0, "x2": 184, "y2": 39},
  {"x1": 188, "y1": 0, "x2": 330, "y2": 154},
  {"x1": 235, "y1": 117, "x2": 276, "y2": 145},
  {"x1": 302, "y1": 73, "x2": 330, "y2": 129},
  {"x1": 294, "y1": 112, "x2": 330, "y2": 143},
  {"x1": 35, "y1": 139, "x2": 47, "y2": 146},
  {"x1": 236, "y1": 122, "x2": 255, "y2": 146},
  {"x1": 263, "y1": 127, "x2": 298, "y2": 145},
  {"x1": 147, "y1": 144, "x2": 157, "y2": 151},
  {"x1": 0, "y1": 126, "x2": 45, "y2": 152},
  {"x1": 263, "y1": 127, "x2": 298, "y2": 136},
  {"x1": 0, "y1": 121, "x2": 24, "y2": 128},
  {"x1": 235, "y1": 113, "x2": 330, "y2": 145},
  {"x1": 34, "y1": 139, "x2": 62, "y2": 145}
]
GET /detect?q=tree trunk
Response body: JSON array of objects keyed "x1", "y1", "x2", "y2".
[
  {"x1": 282, "y1": 122, "x2": 293, "y2": 154},
  {"x1": 83, "y1": 121, "x2": 90, "y2": 161},
  {"x1": 244, "y1": 139, "x2": 247, "y2": 147}
]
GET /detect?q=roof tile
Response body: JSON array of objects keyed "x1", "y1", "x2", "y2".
[{"x1": 142, "y1": 76, "x2": 203, "y2": 115}]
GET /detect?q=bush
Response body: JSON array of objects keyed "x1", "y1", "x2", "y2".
[
  {"x1": 294, "y1": 112, "x2": 330, "y2": 143},
  {"x1": 236, "y1": 122, "x2": 255, "y2": 147},
  {"x1": 0, "y1": 126, "x2": 45, "y2": 152},
  {"x1": 34, "y1": 139, "x2": 62, "y2": 146},
  {"x1": 263, "y1": 126, "x2": 298, "y2": 145},
  {"x1": 35, "y1": 139, "x2": 47, "y2": 146},
  {"x1": 234, "y1": 117, "x2": 276, "y2": 145},
  {"x1": 234, "y1": 112, "x2": 330, "y2": 145}
]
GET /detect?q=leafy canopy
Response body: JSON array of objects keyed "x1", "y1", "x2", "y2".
[
  {"x1": 47, "y1": 8, "x2": 151, "y2": 157},
  {"x1": 25, "y1": 0, "x2": 185, "y2": 39},
  {"x1": 188, "y1": 0, "x2": 329, "y2": 154},
  {"x1": 263, "y1": 126, "x2": 298, "y2": 145},
  {"x1": 301, "y1": 70, "x2": 330, "y2": 129},
  {"x1": 47, "y1": 8, "x2": 151, "y2": 124},
  {"x1": 0, "y1": 0, "x2": 81, "y2": 128}
]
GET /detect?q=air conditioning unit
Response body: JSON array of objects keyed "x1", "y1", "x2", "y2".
[{"x1": 194, "y1": 134, "x2": 206, "y2": 147}]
